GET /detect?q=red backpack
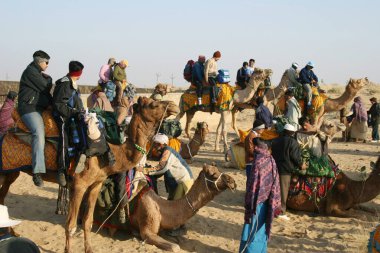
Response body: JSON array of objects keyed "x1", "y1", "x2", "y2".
[{"x1": 183, "y1": 60, "x2": 195, "y2": 82}]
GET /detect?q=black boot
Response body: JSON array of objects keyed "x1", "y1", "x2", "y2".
[
  {"x1": 107, "y1": 150, "x2": 116, "y2": 167},
  {"x1": 57, "y1": 170, "x2": 67, "y2": 187},
  {"x1": 32, "y1": 173, "x2": 44, "y2": 187}
]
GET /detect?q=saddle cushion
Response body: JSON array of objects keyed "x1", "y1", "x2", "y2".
[
  {"x1": 180, "y1": 83, "x2": 235, "y2": 112},
  {"x1": 12, "y1": 109, "x2": 59, "y2": 137},
  {"x1": 0, "y1": 133, "x2": 57, "y2": 172}
]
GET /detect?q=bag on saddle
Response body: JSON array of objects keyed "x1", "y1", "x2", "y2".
[
  {"x1": 90, "y1": 109, "x2": 125, "y2": 145},
  {"x1": 183, "y1": 60, "x2": 195, "y2": 82},
  {"x1": 217, "y1": 69, "x2": 230, "y2": 84},
  {"x1": 85, "y1": 115, "x2": 108, "y2": 157},
  {"x1": 103, "y1": 81, "x2": 117, "y2": 102},
  {"x1": 159, "y1": 119, "x2": 182, "y2": 138}
]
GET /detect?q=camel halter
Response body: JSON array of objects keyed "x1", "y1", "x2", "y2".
[
  {"x1": 204, "y1": 172, "x2": 224, "y2": 193},
  {"x1": 185, "y1": 195, "x2": 197, "y2": 213}
]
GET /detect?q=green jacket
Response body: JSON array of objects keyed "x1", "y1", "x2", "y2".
[{"x1": 113, "y1": 65, "x2": 126, "y2": 82}]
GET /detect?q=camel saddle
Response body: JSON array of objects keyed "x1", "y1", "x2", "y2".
[
  {"x1": 180, "y1": 83, "x2": 235, "y2": 112},
  {"x1": 11, "y1": 109, "x2": 59, "y2": 137}
]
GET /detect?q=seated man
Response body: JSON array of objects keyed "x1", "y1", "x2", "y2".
[
  {"x1": 0, "y1": 205, "x2": 40, "y2": 253},
  {"x1": 98, "y1": 58, "x2": 117, "y2": 102},
  {"x1": 145, "y1": 133, "x2": 194, "y2": 200},
  {"x1": 192, "y1": 55, "x2": 206, "y2": 105},
  {"x1": 0, "y1": 91, "x2": 18, "y2": 135},
  {"x1": 236, "y1": 61, "x2": 249, "y2": 89},
  {"x1": 112, "y1": 60, "x2": 128, "y2": 106},
  {"x1": 298, "y1": 61, "x2": 318, "y2": 108}
]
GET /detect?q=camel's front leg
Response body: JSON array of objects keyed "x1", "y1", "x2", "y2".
[
  {"x1": 221, "y1": 111, "x2": 229, "y2": 153},
  {"x1": 215, "y1": 116, "x2": 222, "y2": 151},
  {"x1": 83, "y1": 181, "x2": 104, "y2": 253},
  {"x1": 231, "y1": 108, "x2": 240, "y2": 136},
  {"x1": 141, "y1": 231, "x2": 180, "y2": 252},
  {"x1": 185, "y1": 111, "x2": 195, "y2": 139},
  {"x1": 65, "y1": 182, "x2": 87, "y2": 253}
]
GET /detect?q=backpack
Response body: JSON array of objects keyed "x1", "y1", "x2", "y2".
[
  {"x1": 104, "y1": 81, "x2": 116, "y2": 102},
  {"x1": 217, "y1": 69, "x2": 231, "y2": 84},
  {"x1": 159, "y1": 119, "x2": 182, "y2": 138},
  {"x1": 90, "y1": 109, "x2": 126, "y2": 145},
  {"x1": 183, "y1": 60, "x2": 195, "y2": 82}
]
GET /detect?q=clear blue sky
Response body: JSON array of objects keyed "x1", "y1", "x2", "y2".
[{"x1": 0, "y1": 0, "x2": 379, "y2": 87}]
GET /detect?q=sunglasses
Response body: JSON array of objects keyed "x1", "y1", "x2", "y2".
[{"x1": 45, "y1": 61, "x2": 49, "y2": 65}]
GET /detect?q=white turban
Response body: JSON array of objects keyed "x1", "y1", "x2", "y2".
[
  {"x1": 284, "y1": 123, "x2": 297, "y2": 132},
  {"x1": 153, "y1": 133, "x2": 169, "y2": 145}
]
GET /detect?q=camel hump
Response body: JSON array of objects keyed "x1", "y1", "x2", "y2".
[{"x1": 12, "y1": 109, "x2": 59, "y2": 137}]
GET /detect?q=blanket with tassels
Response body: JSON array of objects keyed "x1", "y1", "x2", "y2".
[{"x1": 244, "y1": 145, "x2": 281, "y2": 238}]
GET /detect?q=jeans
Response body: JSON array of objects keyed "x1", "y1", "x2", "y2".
[
  {"x1": 372, "y1": 122, "x2": 379, "y2": 141},
  {"x1": 21, "y1": 112, "x2": 46, "y2": 174},
  {"x1": 303, "y1": 83, "x2": 312, "y2": 105},
  {"x1": 194, "y1": 80, "x2": 203, "y2": 99}
]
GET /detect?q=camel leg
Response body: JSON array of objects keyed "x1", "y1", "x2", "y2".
[
  {"x1": 141, "y1": 231, "x2": 180, "y2": 252},
  {"x1": 65, "y1": 182, "x2": 87, "y2": 253},
  {"x1": 231, "y1": 108, "x2": 239, "y2": 136},
  {"x1": 221, "y1": 111, "x2": 229, "y2": 153},
  {"x1": 0, "y1": 172, "x2": 20, "y2": 204},
  {"x1": 185, "y1": 112, "x2": 195, "y2": 139},
  {"x1": 215, "y1": 116, "x2": 222, "y2": 152},
  {"x1": 83, "y1": 181, "x2": 103, "y2": 253}
]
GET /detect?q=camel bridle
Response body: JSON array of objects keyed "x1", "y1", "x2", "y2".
[{"x1": 204, "y1": 172, "x2": 224, "y2": 193}]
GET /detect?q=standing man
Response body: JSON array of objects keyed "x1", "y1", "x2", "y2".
[
  {"x1": 18, "y1": 50, "x2": 53, "y2": 187},
  {"x1": 368, "y1": 97, "x2": 380, "y2": 143},
  {"x1": 298, "y1": 61, "x2": 318, "y2": 108},
  {"x1": 271, "y1": 124, "x2": 306, "y2": 220},
  {"x1": 53, "y1": 61, "x2": 86, "y2": 187},
  {"x1": 236, "y1": 62, "x2": 249, "y2": 89},
  {"x1": 255, "y1": 96, "x2": 273, "y2": 129},
  {"x1": 204, "y1": 51, "x2": 221, "y2": 112},
  {"x1": 287, "y1": 62, "x2": 302, "y2": 89},
  {"x1": 284, "y1": 90, "x2": 302, "y2": 129},
  {"x1": 192, "y1": 55, "x2": 206, "y2": 106},
  {"x1": 113, "y1": 59, "x2": 128, "y2": 106}
]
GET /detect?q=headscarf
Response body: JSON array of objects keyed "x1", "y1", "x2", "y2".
[
  {"x1": 352, "y1": 96, "x2": 368, "y2": 121},
  {"x1": 153, "y1": 133, "x2": 169, "y2": 145}
]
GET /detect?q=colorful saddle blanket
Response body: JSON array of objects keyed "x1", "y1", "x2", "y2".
[
  {"x1": 180, "y1": 83, "x2": 235, "y2": 112},
  {"x1": 12, "y1": 109, "x2": 59, "y2": 137},
  {"x1": 369, "y1": 225, "x2": 380, "y2": 253},
  {"x1": 0, "y1": 133, "x2": 58, "y2": 172},
  {"x1": 289, "y1": 164, "x2": 340, "y2": 201}
]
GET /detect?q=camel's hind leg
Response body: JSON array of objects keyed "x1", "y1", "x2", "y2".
[
  {"x1": 231, "y1": 107, "x2": 240, "y2": 136},
  {"x1": 82, "y1": 181, "x2": 104, "y2": 253},
  {"x1": 65, "y1": 180, "x2": 88, "y2": 253},
  {"x1": 0, "y1": 171, "x2": 20, "y2": 204},
  {"x1": 215, "y1": 116, "x2": 222, "y2": 152}
]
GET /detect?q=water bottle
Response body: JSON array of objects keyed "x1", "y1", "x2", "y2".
[{"x1": 71, "y1": 118, "x2": 80, "y2": 144}]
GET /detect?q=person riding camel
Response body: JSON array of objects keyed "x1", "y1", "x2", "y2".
[
  {"x1": 298, "y1": 61, "x2": 318, "y2": 108},
  {"x1": 204, "y1": 51, "x2": 221, "y2": 112},
  {"x1": 284, "y1": 89, "x2": 302, "y2": 130},
  {"x1": 145, "y1": 133, "x2": 194, "y2": 200},
  {"x1": 116, "y1": 83, "x2": 136, "y2": 126},
  {"x1": 18, "y1": 50, "x2": 53, "y2": 187},
  {"x1": 192, "y1": 55, "x2": 206, "y2": 106},
  {"x1": 98, "y1": 58, "x2": 117, "y2": 102},
  {"x1": 53, "y1": 61, "x2": 115, "y2": 187},
  {"x1": 236, "y1": 61, "x2": 249, "y2": 89},
  {"x1": 87, "y1": 86, "x2": 114, "y2": 112},
  {"x1": 246, "y1": 58, "x2": 255, "y2": 77},
  {"x1": 112, "y1": 59, "x2": 128, "y2": 106},
  {"x1": 151, "y1": 84, "x2": 168, "y2": 101},
  {"x1": 0, "y1": 91, "x2": 18, "y2": 136},
  {"x1": 287, "y1": 62, "x2": 302, "y2": 89}
]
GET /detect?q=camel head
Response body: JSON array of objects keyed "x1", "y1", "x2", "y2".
[
  {"x1": 133, "y1": 97, "x2": 179, "y2": 123},
  {"x1": 251, "y1": 68, "x2": 273, "y2": 83},
  {"x1": 319, "y1": 119, "x2": 346, "y2": 138},
  {"x1": 202, "y1": 163, "x2": 237, "y2": 191},
  {"x1": 196, "y1": 122, "x2": 209, "y2": 143},
  {"x1": 347, "y1": 77, "x2": 369, "y2": 91}
]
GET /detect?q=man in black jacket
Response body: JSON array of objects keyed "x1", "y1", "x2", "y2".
[
  {"x1": 368, "y1": 97, "x2": 380, "y2": 143},
  {"x1": 53, "y1": 61, "x2": 85, "y2": 186},
  {"x1": 18, "y1": 50, "x2": 53, "y2": 187},
  {"x1": 271, "y1": 123, "x2": 306, "y2": 219}
]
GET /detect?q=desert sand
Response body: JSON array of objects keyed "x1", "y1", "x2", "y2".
[{"x1": 4, "y1": 85, "x2": 380, "y2": 253}]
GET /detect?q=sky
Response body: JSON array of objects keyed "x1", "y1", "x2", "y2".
[{"x1": 0, "y1": 0, "x2": 379, "y2": 88}]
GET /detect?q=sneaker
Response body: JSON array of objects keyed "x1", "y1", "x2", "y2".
[
  {"x1": 107, "y1": 151, "x2": 116, "y2": 167},
  {"x1": 370, "y1": 140, "x2": 379, "y2": 143},
  {"x1": 32, "y1": 174, "x2": 44, "y2": 187},
  {"x1": 278, "y1": 214, "x2": 290, "y2": 221},
  {"x1": 57, "y1": 172, "x2": 67, "y2": 187},
  {"x1": 119, "y1": 208, "x2": 126, "y2": 224}
]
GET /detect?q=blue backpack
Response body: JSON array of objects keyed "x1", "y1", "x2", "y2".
[
  {"x1": 217, "y1": 69, "x2": 230, "y2": 84},
  {"x1": 104, "y1": 81, "x2": 116, "y2": 102}
]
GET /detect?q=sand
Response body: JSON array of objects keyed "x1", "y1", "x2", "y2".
[{"x1": 4, "y1": 86, "x2": 380, "y2": 253}]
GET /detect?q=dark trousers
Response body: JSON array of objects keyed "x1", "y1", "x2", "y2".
[
  {"x1": 116, "y1": 172, "x2": 128, "y2": 208},
  {"x1": 279, "y1": 174, "x2": 291, "y2": 213},
  {"x1": 114, "y1": 81, "x2": 123, "y2": 106},
  {"x1": 372, "y1": 122, "x2": 379, "y2": 141},
  {"x1": 208, "y1": 77, "x2": 217, "y2": 103},
  {"x1": 55, "y1": 116, "x2": 70, "y2": 173},
  {"x1": 195, "y1": 80, "x2": 203, "y2": 99}
]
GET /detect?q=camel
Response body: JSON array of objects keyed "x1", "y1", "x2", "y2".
[
  {"x1": 179, "y1": 121, "x2": 209, "y2": 161},
  {"x1": 176, "y1": 68, "x2": 273, "y2": 153},
  {"x1": 287, "y1": 155, "x2": 380, "y2": 217},
  {"x1": 231, "y1": 69, "x2": 369, "y2": 135},
  {"x1": 95, "y1": 164, "x2": 237, "y2": 252},
  {"x1": 62, "y1": 97, "x2": 179, "y2": 253}
]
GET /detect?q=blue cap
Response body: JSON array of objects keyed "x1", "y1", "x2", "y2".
[{"x1": 307, "y1": 61, "x2": 315, "y2": 68}]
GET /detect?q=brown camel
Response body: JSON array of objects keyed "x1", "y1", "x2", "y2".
[
  {"x1": 175, "y1": 68, "x2": 273, "y2": 153},
  {"x1": 96, "y1": 163, "x2": 236, "y2": 252},
  {"x1": 287, "y1": 156, "x2": 380, "y2": 217},
  {"x1": 179, "y1": 121, "x2": 209, "y2": 160},
  {"x1": 63, "y1": 97, "x2": 179, "y2": 253}
]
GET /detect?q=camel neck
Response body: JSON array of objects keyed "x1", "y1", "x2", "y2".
[{"x1": 188, "y1": 131, "x2": 203, "y2": 156}]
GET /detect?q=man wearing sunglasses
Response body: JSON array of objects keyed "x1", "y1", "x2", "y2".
[{"x1": 18, "y1": 50, "x2": 53, "y2": 187}]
